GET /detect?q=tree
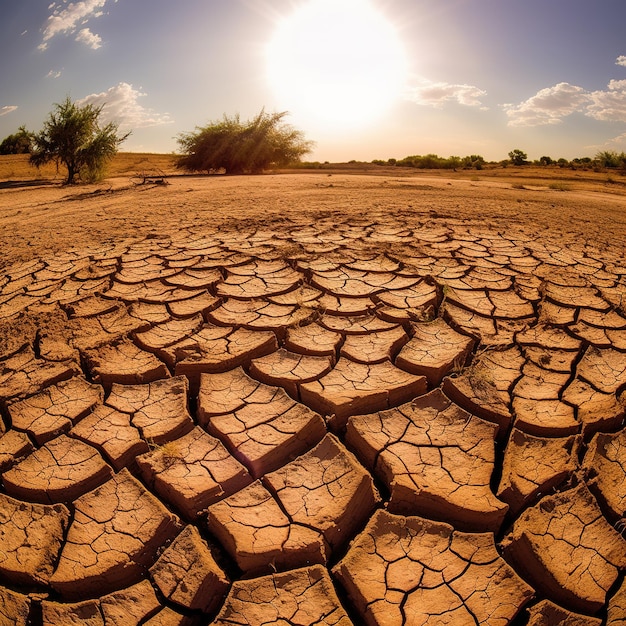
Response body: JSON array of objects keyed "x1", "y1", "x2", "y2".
[
  {"x1": 539, "y1": 155, "x2": 553, "y2": 166},
  {"x1": 595, "y1": 150, "x2": 626, "y2": 169},
  {"x1": 447, "y1": 155, "x2": 462, "y2": 170},
  {"x1": 508, "y1": 149, "x2": 528, "y2": 166},
  {"x1": 461, "y1": 154, "x2": 485, "y2": 169},
  {"x1": 176, "y1": 109, "x2": 313, "y2": 175},
  {"x1": 30, "y1": 97, "x2": 130, "y2": 184},
  {"x1": 0, "y1": 125, "x2": 35, "y2": 155}
]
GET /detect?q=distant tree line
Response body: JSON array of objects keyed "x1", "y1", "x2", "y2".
[
  {"x1": 297, "y1": 151, "x2": 626, "y2": 171},
  {"x1": 365, "y1": 148, "x2": 626, "y2": 171},
  {"x1": 371, "y1": 154, "x2": 486, "y2": 170}
]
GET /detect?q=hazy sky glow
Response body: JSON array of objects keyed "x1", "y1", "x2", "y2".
[{"x1": 1, "y1": 0, "x2": 626, "y2": 162}]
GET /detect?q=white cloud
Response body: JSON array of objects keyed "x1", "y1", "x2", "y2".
[
  {"x1": 75, "y1": 27, "x2": 102, "y2": 49},
  {"x1": 38, "y1": 0, "x2": 111, "y2": 51},
  {"x1": 46, "y1": 69, "x2": 62, "y2": 78},
  {"x1": 77, "y1": 82, "x2": 173, "y2": 129},
  {"x1": 503, "y1": 82, "x2": 591, "y2": 127},
  {"x1": 587, "y1": 79, "x2": 626, "y2": 122},
  {"x1": 0, "y1": 106, "x2": 18, "y2": 117},
  {"x1": 406, "y1": 79, "x2": 487, "y2": 109},
  {"x1": 616, "y1": 56, "x2": 626, "y2": 67}
]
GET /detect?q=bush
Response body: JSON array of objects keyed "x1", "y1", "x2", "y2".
[
  {"x1": 30, "y1": 97, "x2": 129, "y2": 184},
  {"x1": 0, "y1": 126, "x2": 35, "y2": 155},
  {"x1": 509, "y1": 149, "x2": 528, "y2": 166},
  {"x1": 461, "y1": 155, "x2": 485, "y2": 170},
  {"x1": 595, "y1": 150, "x2": 626, "y2": 169},
  {"x1": 176, "y1": 110, "x2": 313, "y2": 175},
  {"x1": 392, "y1": 153, "x2": 484, "y2": 170}
]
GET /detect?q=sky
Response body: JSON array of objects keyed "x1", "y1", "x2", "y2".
[{"x1": 1, "y1": 0, "x2": 626, "y2": 163}]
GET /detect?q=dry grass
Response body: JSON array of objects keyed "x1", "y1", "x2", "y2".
[
  {"x1": 0, "y1": 152, "x2": 179, "y2": 182},
  {"x1": 548, "y1": 182, "x2": 572, "y2": 191},
  {"x1": 283, "y1": 163, "x2": 626, "y2": 197}
]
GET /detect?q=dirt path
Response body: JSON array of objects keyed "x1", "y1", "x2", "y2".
[{"x1": 0, "y1": 175, "x2": 625, "y2": 624}]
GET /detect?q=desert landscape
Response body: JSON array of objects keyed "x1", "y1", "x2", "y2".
[{"x1": 0, "y1": 155, "x2": 625, "y2": 625}]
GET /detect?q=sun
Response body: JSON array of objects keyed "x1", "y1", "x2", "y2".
[{"x1": 266, "y1": 0, "x2": 408, "y2": 131}]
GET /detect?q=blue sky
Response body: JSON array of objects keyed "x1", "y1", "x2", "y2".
[{"x1": 1, "y1": 0, "x2": 626, "y2": 162}]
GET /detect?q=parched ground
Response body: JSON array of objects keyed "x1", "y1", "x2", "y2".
[{"x1": 0, "y1": 170, "x2": 625, "y2": 625}]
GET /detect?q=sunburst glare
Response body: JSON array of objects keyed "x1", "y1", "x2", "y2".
[{"x1": 266, "y1": 0, "x2": 408, "y2": 131}]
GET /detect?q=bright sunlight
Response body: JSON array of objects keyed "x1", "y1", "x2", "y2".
[{"x1": 266, "y1": 0, "x2": 408, "y2": 131}]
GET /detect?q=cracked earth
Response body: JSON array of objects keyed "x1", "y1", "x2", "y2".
[{"x1": 0, "y1": 173, "x2": 625, "y2": 625}]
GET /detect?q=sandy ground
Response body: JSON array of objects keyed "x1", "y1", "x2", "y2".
[
  {"x1": 0, "y1": 173, "x2": 625, "y2": 625},
  {"x1": 1, "y1": 172, "x2": 626, "y2": 270}
]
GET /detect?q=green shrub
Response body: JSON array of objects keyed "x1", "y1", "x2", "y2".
[
  {"x1": 0, "y1": 126, "x2": 35, "y2": 155},
  {"x1": 595, "y1": 150, "x2": 626, "y2": 170},
  {"x1": 176, "y1": 109, "x2": 312, "y2": 175}
]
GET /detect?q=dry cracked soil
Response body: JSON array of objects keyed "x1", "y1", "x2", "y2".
[{"x1": 0, "y1": 171, "x2": 625, "y2": 625}]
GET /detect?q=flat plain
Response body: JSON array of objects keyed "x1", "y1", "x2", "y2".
[{"x1": 0, "y1": 154, "x2": 625, "y2": 625}]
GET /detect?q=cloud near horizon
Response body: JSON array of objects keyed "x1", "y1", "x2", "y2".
[
  {"x1": 504, "y1": 78, "x2": 626, "y2": 126},
  {"x1": 589, "y1": 130, "x2": 626, "y2": 153},
  {"x1": 405, "y1": 79, "x2": 488, "y2": 109},
  {"x1": 616, "y1": 55, "x2": 626, "y2": 67},
  {"x1": 39, "y1": 0, "x2": 115, "y2": 51},
  {"x1": 77, "y1": 82, "x2": 173, "y2": 129},
  {"x1": 503, "y1": 82, "x2": 591, "y2": 127},
  {"x1": 0, "y1": 106, "x2": 18, "y2": 117}
]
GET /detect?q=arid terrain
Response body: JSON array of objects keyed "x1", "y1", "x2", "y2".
[{"x1": 0, "y1": 155, "x2": 625, "y2": 625}]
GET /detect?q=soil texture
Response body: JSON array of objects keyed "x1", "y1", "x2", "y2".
[{"x1": 0, "y1": 172, "x2": 625, "y2": 624}]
